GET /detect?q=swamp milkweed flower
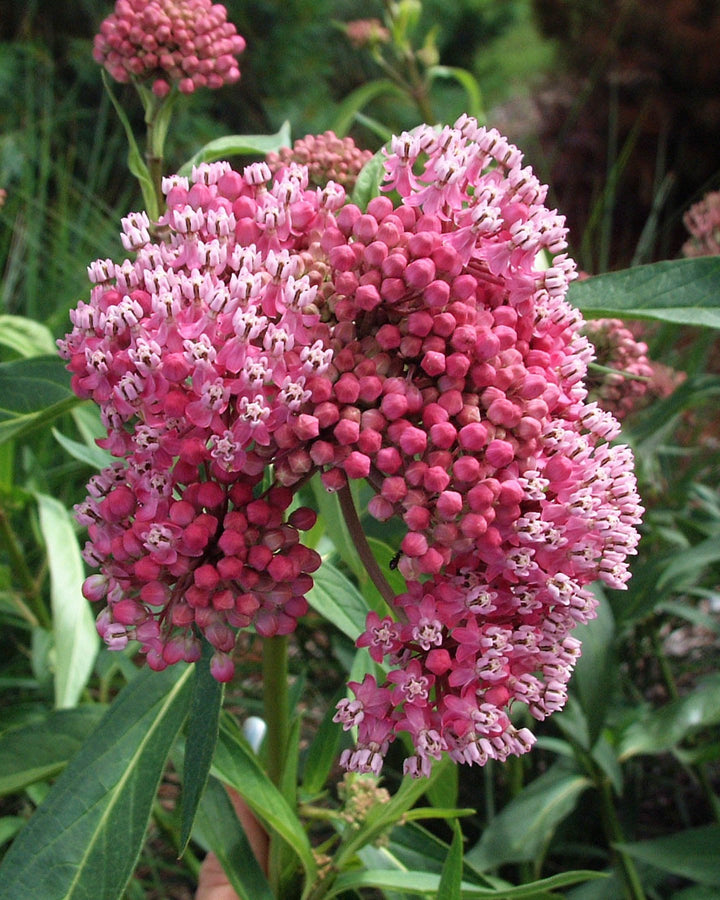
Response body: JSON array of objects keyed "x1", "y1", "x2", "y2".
[
  {"x1": 93, "y1": 0, "x2": 246, "y2": 97},
  {"x1": 60, "y1": 117, "x2": 642, "y2": 775}
]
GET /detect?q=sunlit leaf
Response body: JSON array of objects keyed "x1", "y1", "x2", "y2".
[
  {"x1": 350, "y1": 147, "x2": 387, "y2": 210},
  {"x1": 427, "y1": 65, "x2": 484, "y2": 121},
  {"x1": 51, "y1": 428, "x2": 113, "y2": 471},
  {"x1": 325, "y1": 868, "x2": 605, "y2": 898},
  {"x1": 437, "y1": 818, "x2": 463, "y2": 900},
  {"x1": 571, "y1": 584, "x2": 617, "y2": 746},
  {"x1": 102, "y1": 71, "x2": 158, "y2": 220},
  {"x1": 37, "y1": 492, "x2": 99, "y2": 709},
  {"x1": 178, "y1": 121, "x2": 292, "y2": 176},
  {"x1": 0, "y1": 315, "x2": 57, "y2": 358}
]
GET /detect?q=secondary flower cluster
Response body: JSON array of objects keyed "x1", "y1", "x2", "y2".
[
  {"x1": 267, "y1": 132, "x2": 373, "y2": 191},
  {"x1": 682, "y1": 189, "x2": 720, "y2": 257},
  {"x1": 94, "y1": 0, "x2": 246, "y2": 97},
  {"x1": 61, "y1": 117, "x2": 642, "y2": 775},
  {"x1": 582, "y1": 318, "x2": 655, "y2": 420}
]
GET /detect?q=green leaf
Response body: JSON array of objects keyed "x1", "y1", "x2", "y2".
[
  {"x1": 656, "y1": 536, "x2": 720, "y2": 591},
  {"x1": 330, "y1": 80, "x2": 407, "y2": 138},
  {"x1": 364, "y1": 536, "x2": 407, "y2": 604},
  {"x1": 424, "y1": 753, "x2": 458, "y2": 810},
  {"x1": 618, "y1": 673, "x2": 720, "y2": 759},
  {"x1": 350, "y1": 146, "x2": 387, "y2": 210},
  {"x1": 437, "y1": 818, "x2": 464, "y2": 900},
  {"x1": 615, "y1": 824, "x2": 720, "y2": 885},
  {"x1": 0, "y1": 315, "x2": 57, "y2": 358},
  {"x1": 571, "y1": 584, "x2": 617, "y2": 746},
  {"x1": 427, "y1": 65, "x2": 484, "y2": 121},
  {"x1": 36, "y1": 493, "x2": 99, "y2": 709},
  {"x1": 465, "y1": 763, "x2": 592, "y2": 871},
  {"x1": 0, "y1": 664, "x2": 193, "y2": 900},
  {"x1": 179, "y1": 640, "x2": 224, "y2": 855},
  {"x1": 0, "y1": 817, "x2": 24, "y2": 847},
  {"x1": 102, "y1": 71, "x2": 158, "y2": 220},
  {"x1": 0, "y1": 356, "x2": 80, "y2": 446},
  {"x1": 194, "y1": 775, "x2": 274, "y2": 900},
  {"x1": 306, "y1": 559, "x2": 372, "y2": 642},
  {"x1": 568, "y1": 257, "x2": 720, "y2": 328},
  {"x1": 656, "y1": 599, "x2": 720, "y2": 635},
  {"x1": 301, "y1": 688, "x2": 344, "y2": 796},
  {"x1": 310, "y1": 476, "x2": 365, "y2": 581},
  {"x1": 0, "y1": 706, "x2": 106, "y2": 796},
  {"x1": 51, "y1": 427, "x2": 113, "y2": 471},
  {"x1": 178, "y1": 121, "x2": 292, "y2": 176},
  {"x1": 672, "y1": 887, "x2": 720, "y2": 900},
  {"x1": 212, "y1": 716, "x2": 317, "y2": 892},
  {"x1": 325, "y1": 868, "x2": 605, "y2": 898}
]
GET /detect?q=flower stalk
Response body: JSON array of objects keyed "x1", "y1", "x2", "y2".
[{"x1": 337, "y1": 485, "x2": 396, "y2": 608}]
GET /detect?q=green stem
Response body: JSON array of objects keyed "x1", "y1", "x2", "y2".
[
  {"x1": 597, "y1": 777, "x2": 647, "y2": 900},
  {"x1": 263, "y1": 635, "x2": 289, "y2": 787},
  {"x1": 145, "y1": 115, "x2": 165, "y2": 218},
  {"x1": 650, "y1": 629, "x2": 679, "y2": 701},
  {"x1": 337, "y1": 485, "x2": 396, "y2": 607},
  {"x1": 263, "y1": 635, "x2": 289, "y2": 895},
  {"x1": 0, "y1": 507, "x2": 51, "y2": 629}
]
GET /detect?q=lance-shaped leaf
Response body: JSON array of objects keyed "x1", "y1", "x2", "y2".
[
  {"x1": 0, "y1": 315, "x2": 57, "y2": 358},
  {"x1": 212, "y1": 716, "x2": 317, "y2": 893},
  {"x1": 306, "y1": 559, "x2": 372, "y2": 642},
  {"x1": 465, "y1": 762, "x2": 592, "y2": 871},
  {"x1": 568, "y1": 257, "x2": 720, "y2": 328},
  {"x1": 615, "y1": 825, "x2": 720, "y2": 886},
  {"x1": 0, "y1": 355, "x2": 80, "y2": 446},
  {"x1": 179, "y1": 639, "x2": 224, "y2": 854},
  {"x1": 0, "y1": 706, "x2": 106, "y2": 796},
  {"x1": 37, "y1": 492, "x2": 99, "y2": 709},
  {"x1": 324, "y1": 868, "x2": 605, "y2": 898},
  {"x1": 618, "y1": 673, "x2": 720, "y2": 759},
  {"x1": 437, "y1": 818, "x2": 464, "y2": 900},
  {"x1": 0, "y1": 664, "x2": 193, "y2": 900},
  {"x1": 178, "y1": 121, "x2": 292, "y2": 176},
  {"x1": 193, "y1": 775, "x2": 274, "y2": 900}
]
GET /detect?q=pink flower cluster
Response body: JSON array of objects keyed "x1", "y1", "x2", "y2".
[
  {"x1": 267, "y1": 132, "x2": 373, "y2": 191},
  {"x1": 682, "y1": 190, "x2": 720, "y2": 258},
  {"x1": 94, "y1": 0, "x2": 245, "y2": 97},
  {"x1": 61, "y1": 117, "x2": 642, "y2": 774},
  {"x1": 582, "y1": 318, "x2": 655, "y2": 420}
]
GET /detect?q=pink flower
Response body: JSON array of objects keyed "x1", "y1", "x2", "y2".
[
  {"x1": 93, "y1": 0, "x2": 246, "y2": 96},
  {"x1": 62, "y1": 117, "x2": 643, "y2": 777}
]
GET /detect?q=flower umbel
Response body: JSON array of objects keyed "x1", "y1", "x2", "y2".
[
  {"x1": 62, "y1": 118, "x2": 642, "y2": 775},
  {"x1": 94, "y1": 0, "x2": 246, "y2": 97}
]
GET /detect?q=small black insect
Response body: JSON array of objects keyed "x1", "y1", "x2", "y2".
[{"x1": 389, "y1": 550, "x2": 401, "y2": 570}]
